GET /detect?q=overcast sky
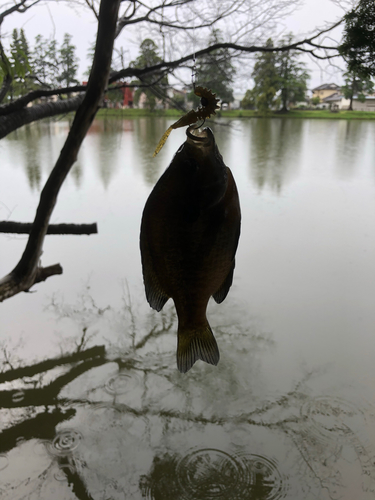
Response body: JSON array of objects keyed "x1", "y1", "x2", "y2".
[{"x1": 0, "y1": 0, "x2": 349, "y2": 93}]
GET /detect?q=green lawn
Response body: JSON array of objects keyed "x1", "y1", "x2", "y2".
[{"x1": 96, "y1": 108, "x2": 375, "y2": 120}]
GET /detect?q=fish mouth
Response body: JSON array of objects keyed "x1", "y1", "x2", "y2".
[{"x1": 186, "y1": 126, "x2": 214, "y2": 147}]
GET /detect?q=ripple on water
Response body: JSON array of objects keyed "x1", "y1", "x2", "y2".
[
  {"x1": 301, "y1": 396, "x2": 360, "y2": 442},
  {"x1": 176, "y1": 448, "x2": 246, "y2": 499},
  {"x1": 46, "y1": 430, "x2": 83, "y2": 457},
  {"x1": 141, "y1": 448, "x2": 286, "y2": 500},
  {"x1": 300, "y1": 396, "x2": 375, "y2": 483},
  {"x1": 104, "y1": 371, "x2": 142, "y2": 396},
  {"x1": 239, "y1": 454, "x2": 286, "y2": 500},
  {"x1": 11, "y1": 390, "x2": 25, "y2": 403}
]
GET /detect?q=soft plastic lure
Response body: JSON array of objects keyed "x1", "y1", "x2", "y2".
[{"x1": 153, "y1": 86, "x2": 220, "y2": 157}]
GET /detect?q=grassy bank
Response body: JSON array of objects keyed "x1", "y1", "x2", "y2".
[
  {"x1": 96, "y1": 108, "x2": 182, "y2": 118},
  {"x1": 96, "y1": 108, "x2": 375, "y2": 120}
]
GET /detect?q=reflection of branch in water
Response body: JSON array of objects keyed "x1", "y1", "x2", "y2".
[
  {"x1": 0, "y1": 346, "x2": 105, "y2": 383},
  {"x1": 134, "y1": 308, "x2": 176, "y2": 351},
  {"x1": 58, "y1": 456, "x2": 95, "y2": 500},
  {"x1": 0, "y1": 346, "x2": 106, "y2": 409},
  {"x1": 121, "y1": 279, "x2": 137, "y2": 348},
  {"x1": 0, "y1": 408, "x2": 76, "y2": 455}
]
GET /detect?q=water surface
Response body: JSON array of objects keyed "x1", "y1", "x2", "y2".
[{"x1": 1, "y1": 116, "x2": 375, "y2": 499}]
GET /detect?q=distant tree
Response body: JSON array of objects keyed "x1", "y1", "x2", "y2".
[
  {"x1": 277, "y1": 35, "x2": 309, "y2": 111},
  {"x1": 8, "y1": 28, "x2": 32, "y2": 97},
  {"x1": 341, "y1": 70, "x2": 374, "y2": 111},
  {"x1": 46, "y1": 39, "x2": 59, "y2": 86},
  {"x1": 251, "y1": 38, "x2": 280, "y2": 112},
  {"x1": 57, "y1": 33, "x2": 79, "y2": 87},
  {"x1": 188, "y1": 29, "x2": 235, "y2": 107},
  {"x1": 131, "y1": 38, "x2": 168, "y2": 110},
  {"x1": 84, "y1": 42, "x2": 95, "y2": 78},
  {"x1": 311, "y1": 96, "x2": 321, "y2": 106},
  {"x1": 32, "y1": 35, "x2": 49, "y2": 84},
  {"x1": 240, "y1": 89, "x2": 256, "y2": 110},
  {"x1": 340, "y1": 0, "x2": 375, "y2": 79},
  {"x1": 32, "y1": 35, "x2": 60, "y2": 87}
]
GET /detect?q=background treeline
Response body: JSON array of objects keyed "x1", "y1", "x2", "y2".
[
  {"x1": 1, "y1": 0, "x2": 375, "y2": 113},
  {"x1": 0, "y1": 29, "x2": 79, "y2": 99}
]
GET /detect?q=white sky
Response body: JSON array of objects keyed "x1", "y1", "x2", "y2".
[{"x1": 0, "y1": 0, "x2": 348, "y2": 94}]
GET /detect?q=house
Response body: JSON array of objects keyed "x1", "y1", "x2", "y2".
[
  {"x1": 312, "y1": 83, "x2": 341, "y2": 102},
  {"x1": 349, "y1": 95, "x2": 375, "y2": 111},
  {"x1": 322, "y1": 93, "x2": 375, "y2": 111},
  {"x1": 322, "y1": 92, "x2": 349, "y2": 110},
  {"x1": 231, "y1": 93, "x2": 245, "y2": 110}
]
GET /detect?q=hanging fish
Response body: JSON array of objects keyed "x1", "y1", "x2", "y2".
[{"x1": 140, "y1": 125, "x2": 241, "y2": 373}]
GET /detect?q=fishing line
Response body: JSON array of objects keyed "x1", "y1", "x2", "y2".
[
  {"x1": 192, "y1": 13, "x2": 197, "y2": 91},
  {"x1": 191, "y1": 13, "x2": 205, "y2": 129}
]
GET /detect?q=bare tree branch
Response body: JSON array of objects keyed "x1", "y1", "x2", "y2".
[
  {"x1": 109, "y1": 28, "x2": 342, "y2": 85},
  {"x1": 84, "y1": 0, "x2": 99, "y2": 20},
  {"x1": 0, "y1": 86, "x2": 87, "y2": 116},
  {"x1": 0, "y1": 0, "x2": 121, "y2": 302},
  {"x1": 0, "y1": 221, "x2": 98, "y2": 235},
  {"x1": 0, "y1": 94, "x2": 84, "y2": 139},
  {"x1": 0, "y1": 0, "x2": 41, "y2": 27}
]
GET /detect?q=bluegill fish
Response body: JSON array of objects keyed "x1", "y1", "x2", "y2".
[{"x1": 140, "y1": 126, "x2": 241, "y2": 373}]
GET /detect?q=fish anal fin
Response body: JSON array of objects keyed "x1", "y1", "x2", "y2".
[
  {"x1": 212, "y1": 260, "x2": 235, "y2": 304},
  {"x1": 177, "y1": 324, "x2": 220, "y2": 373},
  {"x1": 145, "y1": 279, "x2": 169, "y2": 312}
]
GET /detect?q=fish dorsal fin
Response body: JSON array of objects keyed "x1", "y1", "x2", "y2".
[{"x1": 177, "y1": 324, "x2": 220, "y2": 373}]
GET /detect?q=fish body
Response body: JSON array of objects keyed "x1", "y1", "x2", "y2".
[{"x1": 140, "y1": 127, "x2": 241, "y2": 373}]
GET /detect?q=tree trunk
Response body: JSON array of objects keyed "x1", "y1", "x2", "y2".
[
  {"x1": 0, "y1": 0, "x2": 121, "y2": 302},
  {"x1": 348, "y1": 75, "x2": 355, "y2": 111}
]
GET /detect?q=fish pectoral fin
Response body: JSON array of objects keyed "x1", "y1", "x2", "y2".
[
  {"x1": 212, "y1": 260, "x2": 235, "y2": 304},
  {"x1": 177, "y1": 324, "x2": 220, "y2": 373}
]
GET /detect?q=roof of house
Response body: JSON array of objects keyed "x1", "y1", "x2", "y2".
[
  {"x1": 323, "y1": 92, "x2": 344, "y2": 102},
  {"x1": 312, "y1": 83, "x2": 340, "y2": 91},
  {"x1": 323, "y1": 93, "x2": 375, "y2": 102}
]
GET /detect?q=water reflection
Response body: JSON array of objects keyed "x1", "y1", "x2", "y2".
[
  {"x1": 247, "y1": 118, "x2": 303, "y2": 192},
  {"x1": 335, "y1": 120, "x2": 365, "y2": 178},
  {"x1": 1, "y1": 287, "x2": 374, "y2": 499},
  {"x1": 16, "y1": 124, "x2": 44, "y2": 190},
  {"x1": 133, "y1": 118, "x2": 168, "y2": 185},
  {"x1": 87, "y1": 118, "x2": 127, "y2": 188},
  {"x1": 2, "y1": 117, "x2": 375, "y2": 500}
]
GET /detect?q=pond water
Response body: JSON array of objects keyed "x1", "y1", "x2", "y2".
[{"x1": 0, "y1": 116, "x2": 375, "y2": 500}]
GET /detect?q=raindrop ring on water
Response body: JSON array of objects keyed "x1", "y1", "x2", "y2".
[
  {"x1": 176, "y1": 448, "x2": 246, "y2": 499},
  {"x1": 300, "y1": 396, "x2": 359, "y2": 441},
  {"x1": 48, "y1": 430, "x2": 83, "y2": 456},
  {"x1": 11, "y1": 390, "x2": 25, "y2": 403},
  {"x1": 105, "y1": 373, "x2": 131, "y2": 395},
  {"x1": 244, "y1": 454, "x2": 285, "y2": 500}
]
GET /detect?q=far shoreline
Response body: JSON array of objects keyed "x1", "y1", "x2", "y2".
[{"x1": 96, "y1": 108, "x2": 375, "y2": 120}]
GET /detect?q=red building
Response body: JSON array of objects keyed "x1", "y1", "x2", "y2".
[{"x1": 121, "y1": 84, "x2": 133, "y2": 108}]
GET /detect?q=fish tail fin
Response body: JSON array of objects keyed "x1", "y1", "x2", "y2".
[{"x1": 177, "y1": 324, "x2": 220, "y2": 373}]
